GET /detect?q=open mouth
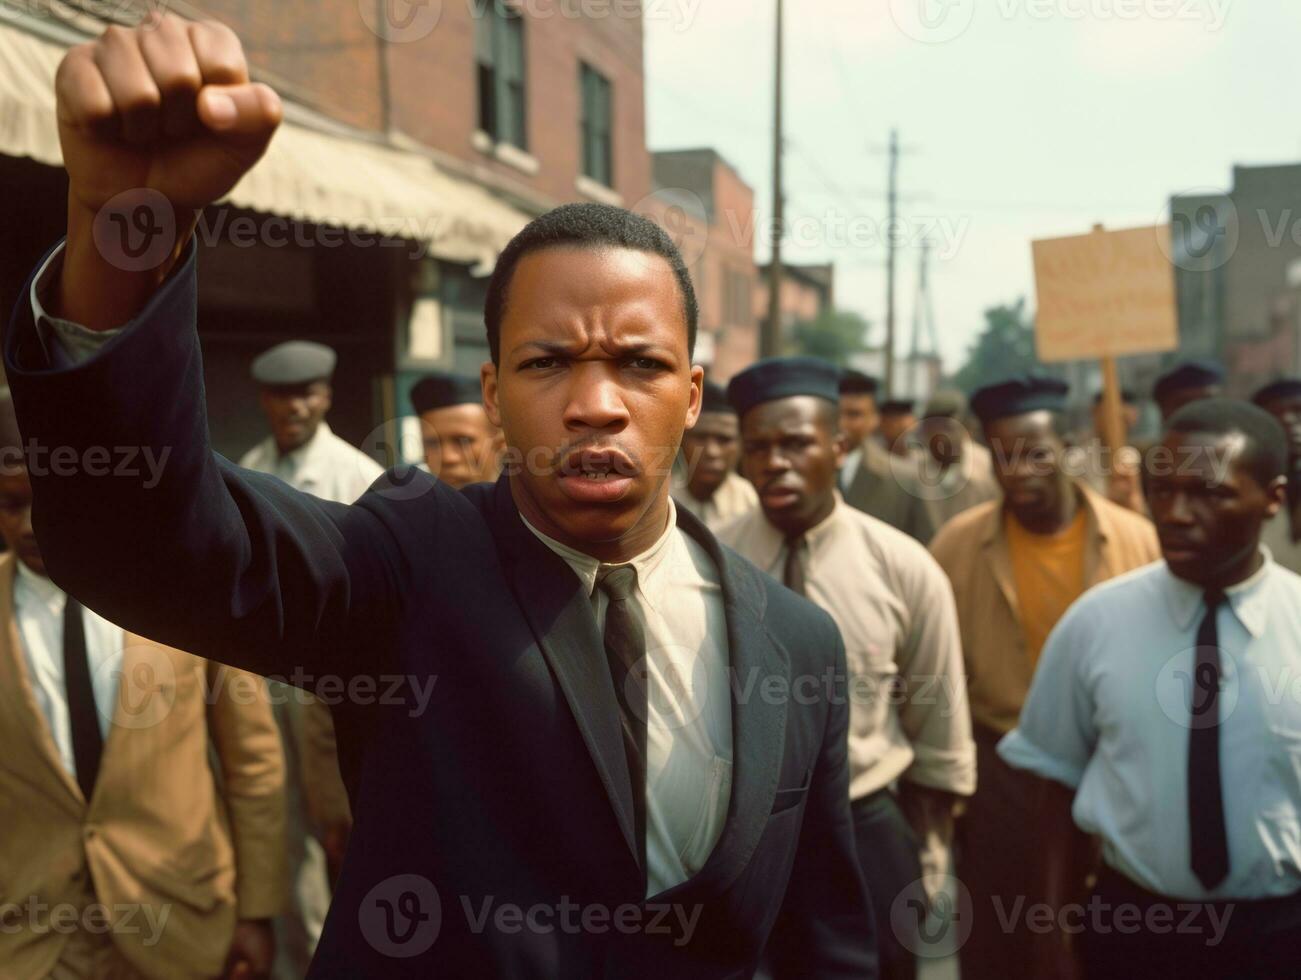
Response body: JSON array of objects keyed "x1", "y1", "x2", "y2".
[
  {"x1": 760, "y1": 483, "x2": 802, "y2": 509},
  {"x1": 555, "y1": 447, "x2": 639, "y2": 504}
]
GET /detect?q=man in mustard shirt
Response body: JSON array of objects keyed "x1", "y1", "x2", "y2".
[{"x1": 929, "y1": 375, "x2": 1159, "y2": 980}]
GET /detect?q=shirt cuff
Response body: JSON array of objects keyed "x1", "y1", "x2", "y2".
[
  {"x1": 997, "y1": 728, "x2": 1085, "y2": 790},
  {"x1": 29, "y1": 242, "x2": 125, "y2": 365}
]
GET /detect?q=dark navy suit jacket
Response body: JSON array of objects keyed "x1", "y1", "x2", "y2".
[{"x1": 5, "y1": 243, "x2": 877, "y2": 978}]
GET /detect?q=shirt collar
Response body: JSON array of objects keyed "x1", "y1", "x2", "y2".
[
  {"x1": 748, "y1": 491, "x2": 846, "y2": 572},
  {"x1": 14, "y1": 558, "x2": 65, "y2": 611},
  {"x1": 522, "y1": 498, "x2": 680, "y2": 605},
  {"x1": 1162, "y1": 548, "x2": 1274, "y2": 638}
]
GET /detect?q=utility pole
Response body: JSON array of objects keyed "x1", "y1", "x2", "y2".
[
  {"x1": 762, "y1": 0, "x2": 785, "y2": 359},
  {"x1": 884, "y1": 128, "x2": 899, "y2": 396}
]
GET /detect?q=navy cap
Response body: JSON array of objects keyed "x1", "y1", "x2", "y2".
[
  {"x1": 971, "y1": 374, "x2": 1069, "y2": 424},
  {"x1": 838, "y1": 370, "x2": 879, "y2": 397},
  {"x1": 410, "y1": 372, "x2": 482, "y2": 415},
  {"x1": 727, "y1": 357, "x2": 841, "y2": 418},
  {"x1": 251, "y1": 341, "x2": 336, "y2": 386},
  {"x1": 879, "y1": 399, "x2": 915, "y2": 417},
  {"x1": 1152, "y1": 360, "x2": 1225, "y2": 404},
  {"x1": 699, "y1": 379, "x2": 734, "y2": 415},
  {"x1": 1252, "y1": 377, "x2": 1301, "y2": 407}
]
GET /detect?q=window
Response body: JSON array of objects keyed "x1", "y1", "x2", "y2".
[
  {"x1": 579, "y1": 63, "x2": 613, "y2": 186},
  {"x1": 476, "y1": 1, "x2": 527, "y2": 149}
]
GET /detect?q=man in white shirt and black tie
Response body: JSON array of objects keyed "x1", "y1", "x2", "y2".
[{"x1": 1000, "y1": 399, "x2": 1301, "y2": 980}]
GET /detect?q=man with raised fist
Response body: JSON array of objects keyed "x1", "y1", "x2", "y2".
[{"x1": 6, "y1": 14, "x2": 877, "y2": 979}]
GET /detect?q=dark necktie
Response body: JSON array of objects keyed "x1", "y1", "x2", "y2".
[
  {"x1": 63, "y1": 597, "x2": 103, "y2": 803},
  {"x1": 783, "y1": 535, "x2": 807, "y2": 597},
  {"x1": 597, "y1": 565, "x2": 648, "y2": 877},
  {"x1": 1189, "y1": 590, "x2": 1229, "y2": 890}
]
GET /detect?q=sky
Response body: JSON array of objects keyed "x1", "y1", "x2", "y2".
[{"x1": 643, "y1": 0, "x2": 1301, "y2": 372}]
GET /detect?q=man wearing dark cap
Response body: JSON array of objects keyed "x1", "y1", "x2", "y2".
[
  {"x1": 7, "y1": 23, "x2": 877, "y2": 974},
  {"x1": 1253, "y1": 377, "x2": 1301, "y2": 574},
  {"x1": 877, "y1": 400, "x2": 916, "y2": 459},
  {"x1": 671, "y1": 379, "x2": 757, "y2": 530},
  {"x1": 914, "y1": 389, "x2": 1000, "y2": 533},
  {"x1": 928, "y1": 374, "x2": 1159, "y2": 980},
  {"x1": 1153, "y1": 359, "x2": 1225, "y2": 422},
  {"x1": 1002, "y1": 399, "x2": 1301, "y2": 980},
  {"x1": 838, "y1": 374, "x2": 936, "y2": 544},
  {"x1": 719, "y1": 357, "x2": 976, "y2": 980},
  {"x1": 240, "y1": 339, "x2": 384, "y2": 978},
  {"x1": 408, "y1": 371, "x2": 503, "y2": 490}
]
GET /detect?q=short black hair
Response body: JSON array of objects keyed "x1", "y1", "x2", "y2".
[
  {"x1": 484, "y1": 203, "x2": 698, "y2": 364},
  {"x1": 1165, "y1": 398, "x2": 1288, "y2": 488},
  {"x1": 838, "y1": 370, "x2": 878, "y2": 397}
]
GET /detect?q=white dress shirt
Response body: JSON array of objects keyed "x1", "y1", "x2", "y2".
[
  {"x1": 671, "y1": 469, "x2": 759, "y2": 532},
  {"x1": 524, "y1": 499, "x2": 734, "y2": 897},
  {"x1": 1000, "y1": 553, "x2": 1301, "y2": 899},
  {"x1": 240, "y1": 422, "x2": 384, "y2": 505},
  {"x1": 718, "y1": 493, "x2": 976, "y2": 801},
  {"x1": 13, "y1": 560, "x2": 123, "y2": 783}
]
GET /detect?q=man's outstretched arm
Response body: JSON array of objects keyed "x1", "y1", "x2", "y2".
[{"x1": 4, "y1": 16, "x2": 418, "y2": 680}]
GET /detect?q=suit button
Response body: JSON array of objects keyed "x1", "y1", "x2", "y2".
[{"x1": 83, "y1": 826, "x2": 96, "y2": 841}]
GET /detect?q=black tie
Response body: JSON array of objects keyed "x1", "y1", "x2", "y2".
[
  {"x1": 63, "y1": 597, "x2": 103, "y2": 803},
  {"x1": 597, "y1": 566, "x2": 648, "y2": 877},
  {"x1": 783, "y1": 536, "x2": 807, "y2": 597},
  {"x1": 1189, "y1": 590, "x2": 1229, "y2": 890}
]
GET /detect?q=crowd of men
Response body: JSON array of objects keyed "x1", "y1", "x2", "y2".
[{"x1": 4, "y1": 16, "x2": 1301, "y2": 978}]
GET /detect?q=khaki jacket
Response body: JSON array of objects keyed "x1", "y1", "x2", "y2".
[
  {"x1": 0, "y1": 556, "x2": 287, "y2": 980},
  {"x1": 929, "y1": 483, "x2": 1160, "y2": 735}
]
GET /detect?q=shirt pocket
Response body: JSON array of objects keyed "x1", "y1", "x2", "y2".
[{"x1": 679, "y1": 755, "x2": 733, "y2": 875}]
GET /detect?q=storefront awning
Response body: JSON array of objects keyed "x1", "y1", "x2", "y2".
[{"x1": 0, "y1": 18, "x2": 530, "y2": 267}]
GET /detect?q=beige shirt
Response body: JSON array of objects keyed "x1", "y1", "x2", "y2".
[
  {"x1": 717, "y1": 494, "x2": 976, "y2": 801},
  {"x1": 1261, "y1": 507, "x2": 1301, "y2": 576},
  {"x1": 672, "y1": 469, "x2": 758, "y2": 532},
  {"x1": 524, "y1": 499, "x2": 734, "y2": 897},
  {"x1": 240, "y1": 422, "x2": 384, "y2": 505}
]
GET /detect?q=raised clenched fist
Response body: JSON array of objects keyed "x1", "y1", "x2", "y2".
[{"x1": 56, "y1": 12, "x2": 281, "y2": 218}]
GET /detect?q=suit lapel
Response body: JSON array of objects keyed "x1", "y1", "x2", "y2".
[
  {"x1": 0, "y1": 557, "x2": 86, "y2": 812},
  {"x1": 487, "y1": 477, "x2": 640, "y2": 867},
  {"x1": 667, "y1": 508, "x2": 789, "y2": 894}
]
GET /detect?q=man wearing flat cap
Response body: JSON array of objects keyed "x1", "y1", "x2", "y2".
[
  {"x1": 671, "y1": 379, "x2": 758, "y2": 530},
  {"x1": 878, "y1": 400, "x2": 917, "y2": 459},
  {"x1": 719, "y1": 357, "x2": 976, "y2": 980},
  {"x1": 240, "y1": 339, "x2": 384, "y2": 979},
  {"x1": 409, "y1": 371, "x2": 503, "y2": 489},
  {"x1": 1153, "y1": 359, "x2": 1225, "y2": 422},
  {"x1": 913, "y1": 389, "x2": 1000, "y2": 533},
  {"x1": 927, "y1": 374, "x2": 1159, "y2": 980},
  {"x1": 838, "y1": 372, "x2": 936, "y2": 544},
  {"x1": 1254, "y1": 377, "x2": 1301, "y2": 574}
]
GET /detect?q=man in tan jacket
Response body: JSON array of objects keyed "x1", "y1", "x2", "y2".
[
  {"x1": 929, "y1": 375, "x2": 1159, "y2": 980},
  {"x1": 0, "y1": 393, "x2": 286, "y2": 979}
]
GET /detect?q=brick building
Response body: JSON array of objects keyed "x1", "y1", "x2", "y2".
[
  {"x1": 754, "y1": 261, "x2": 835, "y2": 335},
  {"x1": 0, "y1": 0, "x2": 654, "y2": 458}
]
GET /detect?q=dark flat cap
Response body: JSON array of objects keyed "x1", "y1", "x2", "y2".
[
  {"x1": 971, "y1": 374, "x2": 1069, "y2": 423},
  {"x1": 410, "y1": 372, "x2": 482, "y2": 414},
  {"x1": 879, "y1": 399, "x2": 915, "y2": 416},
  {"x1": 699, "y1": 379, "x2": 734, "y2": 415},
  {"x1": 251, "y1": 341, "x2": 337, "y2": 385},
  {"x1": 727, "y1": 357, "x2": 840, "y2": 418},
  {"x1": 1252, "y1": 377, "x2": 1301, "y2": 407},
  {"x1": 838, "y1": 370, "x2": 879, "y2": 397},
  {"x1": 1152, "y1": 360, "x2": 1224, "y2": 403}
]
